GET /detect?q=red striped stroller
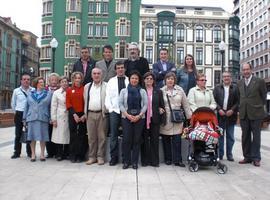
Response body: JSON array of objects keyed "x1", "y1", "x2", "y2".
[{"x1": 182, "y1": 107, "x2": 228, "y2": 174}]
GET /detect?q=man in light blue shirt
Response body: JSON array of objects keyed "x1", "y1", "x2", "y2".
[{"x1": 10, "y1": 73, "x2": 33, "y2": 159}]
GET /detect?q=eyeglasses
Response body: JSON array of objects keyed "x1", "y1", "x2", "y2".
[{"x1": 198, "y1": 79, "x2": 207, "y2": 82}]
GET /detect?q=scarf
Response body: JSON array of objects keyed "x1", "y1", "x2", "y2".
[
  {"x1": 127, "y1": 84, "x2": 141, "y2": 111},
  {"x1": 146, "y1": 88, "x2": 153, "y2": 129},
  {"x1": 31, "y1": 89, "x2": 48, "y2": 103}
]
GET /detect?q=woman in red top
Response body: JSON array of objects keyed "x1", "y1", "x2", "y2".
[{"x1": 66, "y1": 72, "x2": 88, "y2": 163}]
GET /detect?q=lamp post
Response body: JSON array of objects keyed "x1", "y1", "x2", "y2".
[
  {"x1": 219, "y1": 41, "x2": 226, "y2": 75},
  {"x1": 50, "y1": 38, "x2": 58, "y2": 73}
]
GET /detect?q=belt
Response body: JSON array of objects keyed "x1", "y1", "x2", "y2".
[{"x1": 88, "y1": 110, "x2": 102, "y2": 113}]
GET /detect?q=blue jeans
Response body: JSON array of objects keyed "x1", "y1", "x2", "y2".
[
  {"x1": 218, "y1": 119, "x2": 235, "y2": 158},
  {"x1": 109, "y1": 112, "x2": 121, "y2": 160}
]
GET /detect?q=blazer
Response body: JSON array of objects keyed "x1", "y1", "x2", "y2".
[
  {"x1": 213, "y1": 83, "x2": 239, "y2": 124},
  {"x1": 95, "y1": 59, "x2": 117, "y2": 82},
  {"x1": 83, "y1": 81, "x2": 108, "y2": 118},
  {"x1": 119, "y1": 87, "x2": 148, "y2": 119},
  {"x1": 124, "y1": 57, "x2": 149, "y2": 77},
  {"x1": 72, "y1": 58, "x2": 96, "y2": 85},
  {"x1": 153, "y1": 60, "x2": 176, "y2": 88},
  {"x1": 24, "y1": 90, "x2": 52, "y2": 123},
  {"x1": 238, "y1": 76, "x2": 267, "y2": 120},
  {"x1": 105, "y1": 76, "x2": 129, "y2": 114}
]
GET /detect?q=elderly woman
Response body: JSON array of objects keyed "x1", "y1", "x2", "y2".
[
  {"x1": 176, "y1": 54, "x2": 197, "y2": 95},
  {"x1": 119, "y1": 70, "x2": 148, "y2": 170},
  {"x1": 51, "y1": 76, "x2": 70, "y2": 161},
  {"x1": 187, "y1": 73, "x2": 217, "y2": 112},
  {"x1": 66, "y1": 72, "x2": 87, "y2": 163},
  {"x1": 24, "y1": 77, "x2": 52, "y2": 162},
  {"x1": 141, "y1": 72, "x2": 165, "y2": 167},
  {"x1": 160, "y1": 72, "x2": 192, "y2": 167}
]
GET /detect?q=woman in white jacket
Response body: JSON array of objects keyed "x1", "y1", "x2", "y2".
[{"x1": 51, "y1": 76, "x2": 70, "y2": 161}]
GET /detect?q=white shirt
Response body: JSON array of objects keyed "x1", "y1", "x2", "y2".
[
  {"x1": 88, "y1": 83, "x2": 101, "y2": 111},
  {"x1": 11, "y1": 86, "x2": 33, "y2": 112},
  {"x1": 161, "y1": 61, "x2": 167, "y2": 71},
  {"x1": 223, "y1": 85, "x2": 230, "y2": 110},
  {"x1": 245, "y1": 75, "x2": 252, "y2": 86}
]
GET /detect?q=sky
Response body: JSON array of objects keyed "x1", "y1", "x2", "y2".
[{"x1": 0, "y1": 0, "x2": 234, "y2": 46}]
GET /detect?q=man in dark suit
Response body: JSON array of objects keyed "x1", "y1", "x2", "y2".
[
  {"x1": 238, "y1": 63, "x2": 267, "y2": 167},
  {"x1": 72, "y1": 46, "x2": 96, "y2": 85},
  {"x1": 95, "y1": 45, "x2": 116, "y2": 82},
  {"x1": 153, "y1": 48, "x2": 176, "y2": 88},
  {"x1": 124, "y1": 42, "x2": 149, "y2": 78},
  {"x1": 213, "y1": 71, "x2": 239, "y2": 161}
]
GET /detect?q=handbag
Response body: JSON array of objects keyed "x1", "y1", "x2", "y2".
[
  {"x1": 20, "y1": 125, "x2": 28, "y2": 143},
  {"x1": 166, "y1": 94, "x2": 185, "y2": 123}
]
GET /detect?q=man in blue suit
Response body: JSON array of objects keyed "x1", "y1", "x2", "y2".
[{"x1": 153, "y1": 48, "x2": 176, "y2": 88}]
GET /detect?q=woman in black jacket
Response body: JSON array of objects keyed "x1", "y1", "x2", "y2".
[{"x1": 141, "y1": 72, "x2": 166, "y2": 167}]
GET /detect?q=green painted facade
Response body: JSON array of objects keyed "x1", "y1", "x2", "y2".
[{"x1": 41, "y1": 0, "x2": 141, "y2": 77}]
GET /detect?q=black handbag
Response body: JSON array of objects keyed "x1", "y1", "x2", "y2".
[
  {"x1": 20, "y1": 125, "x2": 28, "y2": 143},
  {"x1": 166, "y1": 94, "x2": 185, "y2": 123}
]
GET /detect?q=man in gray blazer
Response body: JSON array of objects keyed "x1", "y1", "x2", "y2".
[
  {"x1": 238, "y1": 63, "x2": 267, "y2": 167},
  {"x1": 95, "y1": 45, "x2": 116, "y2": 82}
]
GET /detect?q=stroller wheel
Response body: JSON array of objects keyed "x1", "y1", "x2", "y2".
[
  {"x1": 217, "y1": 163, "x2": 228, "y2": 174},
  {"x1": 189, "y1": 162, "x2": 199, "y2": 172}
]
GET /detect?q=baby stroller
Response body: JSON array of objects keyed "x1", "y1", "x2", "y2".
[{"x1": 182, "y1": 107, "x2": 228, "y2": 174}]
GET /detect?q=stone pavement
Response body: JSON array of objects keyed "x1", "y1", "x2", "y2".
[{"x1": 0, "y1": 126, "x2": 270, "y2": 200}]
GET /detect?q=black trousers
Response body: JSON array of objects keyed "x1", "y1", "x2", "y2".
[
  {"x1": 141, "y1": 122, "x2": 160, "y2": 166},
  {"x1": 122, "y1": 118, "x2": 144, "y2": 165},
  {"x1": 56, "y1": 144, "x2": 69, "y2": 158},
  {"x1": 240, "y1": 118, "x2": 262, "y2": 161},
  {"x1": 13, "y1": 111, "x2": 31, "y2": 156},
  {"x1": 161, "y1": 134, "x2": 182, "y2": 163},
  {"x1": 45, "y1": 124, "x2": 56, "y2": 157},
  {"x1": 69, "y1": 112, "x2": 88, "y2": 160}
]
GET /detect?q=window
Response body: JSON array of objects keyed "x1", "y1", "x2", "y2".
[
  {"x1": 158, "y1": 20, "x2": 173, "y2": 40},
  {"x1": 116, "y1": 0, "x2": 131, "y2": 13},
  {"x1": 214, "y1": 70, "x2": 221, "y2": 86},
  {"x1": 65, "y1": 40, "x2": 80, "y2": 58},
  {"x1": 265, "y1": 55, "x2": 268, "y2": 64},
  {"x1": 42, "y1": 0, "x2": 53, "y2": 16},
  {"x1": 145, "y1": 46, "x2": 153, "y2": 64},
  {"x1": 102, "y1": 24, "x2": 108, "y2": 37},
  {"x1": 96, "y1": 2, "x2": 101, "y2": 14},
  {"x1": 95, "y1": 24, "x2": 101, "y2": 36},
  {"x1": 176, "y1": 24, "x2": 185, "y2": 42},
  {"x1": 119, "y1": 40, "x2": 126, "y2": 58},
  {"x1": 176, "y1": 47, "x2": 184, "y2": 65},
  {"x1": 116, "y1": 18, "x2": 130, "y2": 36},
  {"x1": 40, "y1": 46, "x2": 51, "y2": 60},
  {"x1": 66, "y1": 0, "x2": 81, "y2": 12},
  {"x1": 195, "y1": 47, "x2": 203, "y2": 65},
  {"x1": 65, "y1": 17, "x2": 81, "y2": 35},
  {"x1": 145, "y1": 23, "x2": 154, "y2": 41},
  {"x1": 88, "y1": 23, "x2": 108, "y2": 38},
  {"x1": 103, "y1": 2, "x2": 108, "y2": 14},
  {"x1": 42, "y1": 23, "x2": 52, "y2": 38},
  {"x1": 88, "y1": 1, "x2": 94, "y2": 13},
  {"x1": 213, "y1": 26, "x2": 221, "y2": 43},
  {"x1": 88, "y1": 23, "x2": 94, "y2": 36},
  {"x1": 214, "y1": 48, "x2": 221, "y2": 65},
  {"x1": 195, "y1": 25, "x2": 203, "y2": 42}
]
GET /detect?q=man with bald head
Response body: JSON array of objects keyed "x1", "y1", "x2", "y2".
[
  {"x1": 238, "y1": 63, "x2": 267, "y2": 167},
  {"x1": 84, "y1": 68, "x2": 108, "y2": 165}
]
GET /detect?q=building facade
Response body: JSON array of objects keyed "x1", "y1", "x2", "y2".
[
  {"x1": 40, "y1": 0, "x2": 141, "y2": 80},
  {"x1": 0, "y1": 17, "x2": 22, "y2": 109},
  {"x1": 239, "y1": 0, "x2": 270, "y2": 90},
  {"x1": 21, "y1": 31, "x2": 40, "y2": 79},
  {"x1": 139, "y1": 4, "x2": 239, "y2": 88}
]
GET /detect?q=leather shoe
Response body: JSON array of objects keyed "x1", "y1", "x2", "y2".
[
  {"x1": 109, "y1": 159, "x2": 118, "y2": 166},
  {"x1": 175, "y1": 162, "x2": 185, "y2": 167},
  {"x1": 122, "y1": 163, "x2": 129, "y2": 169},
  {"x1": 141, "y1": 163, "x2": 148, "y2": 167},
  {"x1": 239, "y1": 159, "x2": 252, "y2": 164},
  {"x1": 132, "y1": 164, "x2": 138, "y2": 169},
  {"x1": 227, "y1": 157, "x2": 234, "y2": 162},
  {"x1": 11, "y1": 154, "x2": 20, "y2": 159},
  {"x1": 219, "y1": 156, "x2": 223, "y2": 160},
  {"x1": 40, "y1": 158, "x2": 46, "y2": 162},
  {"x1": 253, "y1": 161, "x2": 260, "y2": 167},
  {"x1": 165, "y1": 160, "x2": 172, "y2": 165}
]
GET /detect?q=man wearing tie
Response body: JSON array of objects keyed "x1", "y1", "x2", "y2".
[
  {"x1": 153, "y1": 48, "x2": 176, "y2": 88},
  {"x1": 73, "y1": 46, "x2": 96, "y2": 85},
  {"x1": 238, "y1": 63, "x2": 267, "y2": 167}
]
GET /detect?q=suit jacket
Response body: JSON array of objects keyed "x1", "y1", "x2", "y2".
[
  {"x1": 95, "y1": 59, "x2": 117, "y2": 82},
  {"x1": 238, "y1": 76, "x2": 267, "y2": 120},
  {"x1": 124, "y1": 57, "x2": 149, "y2": 78},
  {"x1": 213, "y1": 83, "x2": 239, "y2": 124},
  {"x1": 73, "y1": 58, "x2": 96, "y2": 85},
  {"x1": 153, "y1": 60, "x2": 176, "y2": 88}
]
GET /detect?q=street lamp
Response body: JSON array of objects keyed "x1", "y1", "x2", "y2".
[
  {"x1": 219, "y1": 41, "x2": 226, "y2": 75},
  {"x1": 50, "y1": 38, "x2": 58, "y2": 73}
]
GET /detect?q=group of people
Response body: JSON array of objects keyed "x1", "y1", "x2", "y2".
[{"x1": 11, "y1": 42, "x2": 267, "y2": 169}]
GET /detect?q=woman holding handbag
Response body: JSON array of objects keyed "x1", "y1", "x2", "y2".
[{"x1": 160, "y1": 72, "x2": 192, "y2": 167}]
